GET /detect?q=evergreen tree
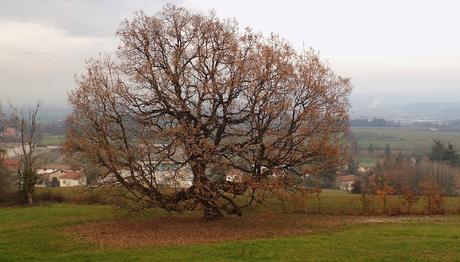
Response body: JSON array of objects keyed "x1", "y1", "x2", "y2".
[
  {"x1": 384, "y1": 144, "x2": 391, "y2": 158},
  {"x1": 428, "y1": 140, "x2": 459, "y2": 166},
  {"x1": 444, "y1": 142, "x2": 459, "y2": 165},
  {"x1": 368, "y1": 143, "x2": 375, "y2": 155},
  {"x1": 347, "y1": 159, "x2": 358, "y2": 175},
  {"x1": 429, "y1": 139, "x2": 445, "y2": 161}
]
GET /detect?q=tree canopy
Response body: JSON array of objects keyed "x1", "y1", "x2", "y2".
[{"x1": 66, "y1": 5, "x2": 352, "y2": 219}]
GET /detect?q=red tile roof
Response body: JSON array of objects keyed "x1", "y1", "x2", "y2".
[
  {"x1": 60, "y1": 172, "x2": 84, "y2": 180},
  {"x1": 43, "y1": 163, "x2": 72, "y2": 170},
  {"x1": 3, "y1": 159, "x2": 19, "y2": 168}
]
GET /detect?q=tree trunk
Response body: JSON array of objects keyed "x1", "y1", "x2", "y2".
[
  {"x1": 202, "y1": 204, "x2": 223, "y2": 220},
  {"x1": 23, "y1": 181, "x2": 34, "y2": 206},
  {"x1": 190, "y1": 160, "x2": 223, "y2": 220},
  {"x1": 26, "y1": 192, "x2": 33, "y2": 205}
]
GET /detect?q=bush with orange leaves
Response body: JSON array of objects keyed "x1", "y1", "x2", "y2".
[
  {"x1": 375, "y1": 182, "x2": 396, "y2": 215},
  {"x1": 419, "y1": 179, "x2": 444, "y2": 215},
  {"x1": 272, "y1": 185, "x2": 322, "y2": 214},
  {"x1": 367, "y1": 171, "x2": 396, "y2": 214},
  {"x1": 400, "y1": 186, "x2": 419, "y2": 214}
]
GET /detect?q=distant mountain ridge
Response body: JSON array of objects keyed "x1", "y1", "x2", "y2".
[
  {"x1": 351, "y1": 94, "x2": 460, "y2": 121},
  {"x1": 1, "y1": 104, "x2": 71, "y2": 123},
  {"x1": 398, "y1": 103, "x2": 460, "y2": 120}
]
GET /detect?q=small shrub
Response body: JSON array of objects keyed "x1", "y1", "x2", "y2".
[
  {"x1": 82, "y1": 191, "x2": 105, "y2": 204},
  {"x1": 35, "y1": 189, "x2": 64, "y2": 203},
  {"x1": 351, "y1": 180, "x2": 362, "y2": 194},
  {"x1": 387, "y1": 205, "x2": 404, "y2": 216},
  {"x1": 401, "y1": 187, "x2": 419, "y2": 214},
  {"x1": 419, "y1": 180, "x2": 444, "y2": 215},
  {"x1": 314, "y1": 188, "x2": 322, "y2": 214},
  {"x1": 0, "y1": 190, "x2": 22, "y2": 206},
  {"x1": 359, "y1": 194, "x2": 372, "y2": 215},
  {"x1": 272, "y1": 188, "x2": 313, "y2": 213},
  {"x1": 376, "y1": 183, "x2": 395, "y2": 214}
]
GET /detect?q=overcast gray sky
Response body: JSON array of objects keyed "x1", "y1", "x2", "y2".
[{"x1": 1, "y1": 0, "x2": 459, "y2": 105}]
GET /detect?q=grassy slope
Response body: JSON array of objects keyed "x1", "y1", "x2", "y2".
[
  {"x1": 1, "y1": 203, "x2": 460, "y2": 261},
  {"x1": 30, "y1": 187, "x2": 460, "y2": 215}
]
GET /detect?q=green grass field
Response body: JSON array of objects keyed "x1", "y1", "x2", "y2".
[
  {"x1": 352, "y1": 127, "x2": 460, "y2": 151},
  {"x1": 2, "y1": 189, "x2": 460, "y2": 261},
  {"x1": 39, "y1": 134, "x2": 65, "y2": 146},
  {"x1": 355, "y1": 155, "x2": 379, "y2": 166},
  {"x1": 29, "y1": 187, "x2": 460, "y2": 215},
  {"x1": 39, "y1": 128, "x2": 460, "y2": 153}
]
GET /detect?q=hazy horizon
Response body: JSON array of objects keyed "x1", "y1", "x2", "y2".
[{"x1": 1, "y1": 0, "x2": 459, "y2": 105}]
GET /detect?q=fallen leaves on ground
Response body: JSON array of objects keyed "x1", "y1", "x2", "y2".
[
  {"x1": 64, "y1": 211, "x2": 448, "y2": 248},
  {"x1": 64, "y1": 212, "x2": 355, "y2": 248}
]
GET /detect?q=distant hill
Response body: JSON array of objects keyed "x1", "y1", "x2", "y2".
[
  {"x1": 398, "y1": 103, "x2": 460, "y2": 120},
  {"x1": 0, "y1": 104, "x2": 71, "y2": 124},
  {"x1": 38, "y1": 105, "x2": 71, "y2": 123},
  {"x1": 351, "y1": 94, "x2": 460, "y2": 121}
]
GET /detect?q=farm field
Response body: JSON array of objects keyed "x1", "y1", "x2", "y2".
[
  {"x1": 352, "y1": 127, "x2": 460, "y2": 151},
  {"x1": 1, "y1": 190, "x2": 460, "y2": 261},
  {"x1": 39, "y1": 134, "x2": 65, "y2": 146}
]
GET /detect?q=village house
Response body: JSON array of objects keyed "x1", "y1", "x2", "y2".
[
  {"x1": 357, "y1": 165, "x2": 372, "y2": 173},
  {"x1": 3, "y1": 158, "x2": 19, "y2": 171},
  {"x1": 102, "y1": 161, "x2": 194, "y2": 189},
  {"x1": 37, "y1": 163, "x2": 86, "y2": 187},
  {"x1": 152, "y1": 162, "x2": 193, "y2": 188},
  {"x1": 336, "y1": 174, "x2": 358, "y2": 192},
  {"x1": 36, "y1": 168, "x2": 59, "y2": 176},
  {"x1": 225, "y1": 169, "x2": 245, "y2": 183},
  {"x1": 1, "y1": 127, "x2": 18, "y2": 138},
  {"x1": 59, "y1": 171, "x2": 86, "y2": 187}
]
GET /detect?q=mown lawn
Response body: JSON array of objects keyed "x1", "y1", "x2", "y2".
[{"x1": 1, "y1": 203, "x2": 460, "y2": 261}]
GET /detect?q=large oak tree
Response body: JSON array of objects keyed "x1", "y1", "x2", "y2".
[{"x1": 66, "y1": 5, "x2": 351, "y2": 219}]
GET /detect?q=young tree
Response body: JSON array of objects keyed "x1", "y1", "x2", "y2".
[
  {"x1": 376, "y1": 182, "x2": 395, "y2": 214},
  {"x1": 11, "y1": 104, "x2": 41, "y2": 205},
  {"x1": 0, "y1": 111, "x2": 8, "y2": 197},
  {"x1": 347, "y1": 159, "x2": 358, "y2": 175},
  {"x1": 367, "y1": 143, "x2": 375, "y2": 155},
  {"x1": 348, "y1": 135, "x2": 358, "y2": 156},
  {"x1": 66, "y1": 6, "x2": 352, "y2": 219},
  {"x1": 0, "y1": 144, "x2": 11, "y2": 198},
  {"x1": 0, "y1": 101, "x2": 4, "y2": 132},
  {"x1": 384, "y1": 144, "x2": 391, "y2": 158},
  {"x1": 401, "y1": 186, "x2": 418, "y2": 214},
  {"x1": 419, "y1": 179, "x2": 443, "y2": 214},
  {"x1": 369, "y1": 172, "x2": 395, "y2": 214}
]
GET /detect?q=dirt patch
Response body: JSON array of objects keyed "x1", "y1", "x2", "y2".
[
  {"x1": 362, "y1": 216, "x2": 448, "y2": 223},
  {"x1": 64, "y1": 213, "x2": 355, "y2": 248}
]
